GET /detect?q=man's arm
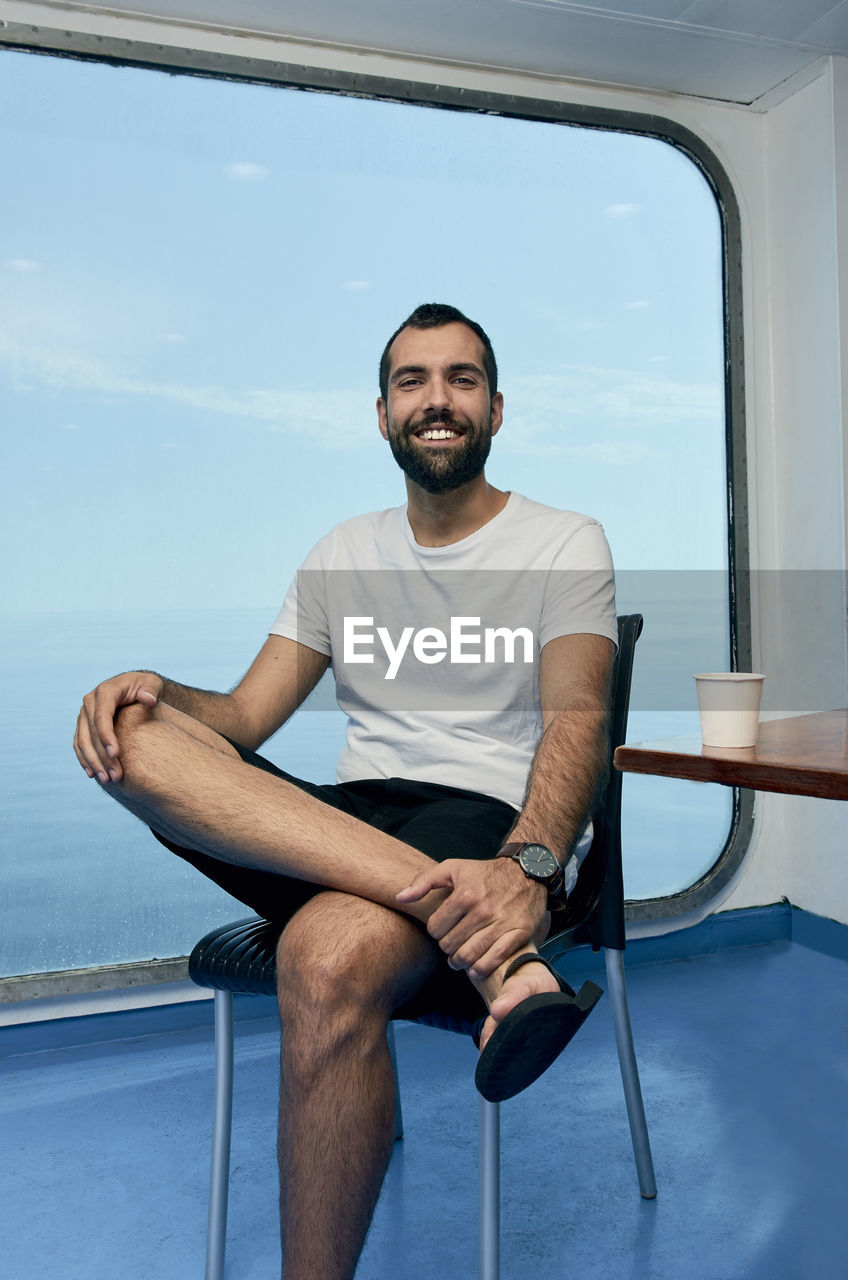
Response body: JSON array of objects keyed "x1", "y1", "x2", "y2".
[
  {"x1": 397, "y1": 631, "x2": 615, "y2": 978},
  {"x1": 73, "y1": 635, "x2": 329, "y2": 782},
  {"x1": 504, "y1": 631, "x2": 614, "y2": 854}
]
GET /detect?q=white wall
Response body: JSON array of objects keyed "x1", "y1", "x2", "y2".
[
  {"x1": 720, "y1": 63, "x2": 848, "y2": 924},
  {"x1": 3, "y1": 3, "x2": 847, "y2": 923}
]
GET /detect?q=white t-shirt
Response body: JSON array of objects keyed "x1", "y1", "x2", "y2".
[{"x1": 270, "y1": 493, "x2": 617, "y2": 814}]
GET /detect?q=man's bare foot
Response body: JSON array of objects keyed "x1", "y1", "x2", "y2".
[
  {"x1": 472, "y1": 953, "x2": 603, "y2": 1102},
  {"x1": 476, "y1": 952, "x2": 562, "y2": 1051}
]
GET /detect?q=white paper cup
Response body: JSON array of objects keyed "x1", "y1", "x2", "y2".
[{"x1": 694, "y1": 673, "x2": 765, "y2": 748}]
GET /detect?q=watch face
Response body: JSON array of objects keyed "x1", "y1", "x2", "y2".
[{"x1": 518, "y1": 843, "x2": 559, "y2": 881}]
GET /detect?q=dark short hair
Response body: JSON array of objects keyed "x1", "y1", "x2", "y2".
[{"x1": 378, "y1": 303, "x2": 498, "y2": 402}]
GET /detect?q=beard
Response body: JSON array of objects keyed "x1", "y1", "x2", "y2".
[{"x1": 387, "y1": 412, "x2": 493, "y2": 494}]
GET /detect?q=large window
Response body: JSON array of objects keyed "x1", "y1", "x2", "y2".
[{"x1": 1, "y1": 47, "x2": 736, "y2": 978}]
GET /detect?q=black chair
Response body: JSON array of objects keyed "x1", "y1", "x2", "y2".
[{"x1": 189, "y1": 613, "x2": 654, "y2": 1280}]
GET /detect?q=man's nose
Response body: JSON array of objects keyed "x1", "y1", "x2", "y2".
[{"x1": 423, "y1": 377, "x2": 453, "y2": 413}]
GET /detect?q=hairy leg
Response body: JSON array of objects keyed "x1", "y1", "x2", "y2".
[
  {"x1": 104, "y1": 700, "x2": 447, "y2": 925},
  {"x1": 274, "y1": 895, "x2": 562, "y2": 1280},
  {"x1": 275, "y1": 892, "x2": 440, "y2": 1280}
]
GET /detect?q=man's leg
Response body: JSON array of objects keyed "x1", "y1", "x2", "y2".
[
  {"x1": 273, "y1": 896, "x2": 562, "y2": 1280},
  {"x1": 274, "y1": 891, "x2": 441, "y2": 1280},
  {"x1": 106, "y1": 700, "x2": 446, "y2": 922}
]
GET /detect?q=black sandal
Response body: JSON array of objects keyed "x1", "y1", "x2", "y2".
[{"x1": 474, "y1": 953, "x2": 603, "y2": 1103}]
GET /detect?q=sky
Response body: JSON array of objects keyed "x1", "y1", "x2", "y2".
[{"x1": 1, "y1": 46, "x2": 728, "y2": 616}]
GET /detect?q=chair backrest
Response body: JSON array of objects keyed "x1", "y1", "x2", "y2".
[{"x1": 542, "y1": 612, "x2": 643, "y2": 956}]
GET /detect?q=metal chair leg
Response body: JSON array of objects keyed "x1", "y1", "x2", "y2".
[
  {"x1": 387, "y1": 1022, "x2": 404, "y2": 1140},
  {"x1": 604, "y1": 947, "x2": 657, "y2": 1199},
  {"x1": 478, "y1": 1097, "x2": 500, "y2": 1280},
  {"x1": 206, "y1": 989, "x2": 235, "y2": 1280}
]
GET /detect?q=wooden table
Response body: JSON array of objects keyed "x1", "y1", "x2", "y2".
[{"x1": 614, "y1": 709, "x2": 848, "y2": 801}]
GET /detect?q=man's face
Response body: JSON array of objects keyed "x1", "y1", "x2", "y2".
[{"x1": 377, "y1": 322, "x2": 503, "y2": 494}]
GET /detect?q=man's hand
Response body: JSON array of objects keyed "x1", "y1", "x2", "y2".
[
  {"x1": 73, "y1": 671, "x2": 164, "y2": 784},
  {"x1": 397, "y1": 858, "x2": 549, "y2": 980}
]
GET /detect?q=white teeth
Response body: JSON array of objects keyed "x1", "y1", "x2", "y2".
[{"x1": 419, "y1": 428, "x2": 458, "y2": 440}]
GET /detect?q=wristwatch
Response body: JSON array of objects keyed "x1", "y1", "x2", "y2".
[{"x1": 496, "y1": 841, "x2": 568, "y2": 907}]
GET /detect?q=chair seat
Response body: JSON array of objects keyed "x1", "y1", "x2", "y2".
[
  {"x1": 189, "y1": 916, "x2": 280, "y2": 997},
  {"x1": 189, "y1": 913, "x2": 486, "y2": 1037}
]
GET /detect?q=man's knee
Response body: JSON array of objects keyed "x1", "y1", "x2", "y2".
[
  {"x1": 277, "y1": 901, "x2": 385, "y2": 1023},
  {"x1": 275, "y1": 922, "x2": 383, "y2": 1085},
  {"x1": 275, "y1": 896, "x2": 420, "y2": 1064},
  {"x1": 112, "y1": 702, "x2": 171, "y2": 791}
]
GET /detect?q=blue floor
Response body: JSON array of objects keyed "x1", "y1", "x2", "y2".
[{"x1": 2, "y1": 920, "x2": 846, "y2": 1279}]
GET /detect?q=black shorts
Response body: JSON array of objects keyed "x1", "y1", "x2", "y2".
[{"x1": 153, "y1": 740, "x2": 518, "y2": 1030}]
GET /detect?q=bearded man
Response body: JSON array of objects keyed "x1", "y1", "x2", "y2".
[{"x1": 74, "y1": 302, "x2": 617, "y2": 1280}]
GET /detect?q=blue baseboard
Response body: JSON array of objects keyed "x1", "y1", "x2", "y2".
[
  {"x1": 555, "y1": 901, "x2": 848, "y2": 974},
  {"x1": 791, "y1": 905, "x2": 848, "y2": 962},
  {"x1": 627, "y1": 902, "x2": 793, "y2": 966},
  {"x1": 0, "y1": 990, "x2": 274, "y2": 1060}
]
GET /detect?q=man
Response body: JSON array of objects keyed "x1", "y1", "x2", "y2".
[{"x1": 74, "y1": 303, "x2": 617, "y2": 1280}]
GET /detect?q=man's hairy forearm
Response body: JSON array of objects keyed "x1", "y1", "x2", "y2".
[
  {"x1": 151, "y1": 674, "x2": 247, "y2": 743},
  {"x1": 507, "y1": 704, "x2": 610, "y2": 859}
]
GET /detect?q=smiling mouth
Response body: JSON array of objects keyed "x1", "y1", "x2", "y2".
[{"x1": 414, "y1": 426, "x2": 465, "y2": 442}]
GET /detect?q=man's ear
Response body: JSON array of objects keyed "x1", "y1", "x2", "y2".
[
  {"x1": 490, "y1": 391, "x2": 504, "y2": 437},
  {"x1": 377, "y1": 397, "x2": 389, "y2": 441}
]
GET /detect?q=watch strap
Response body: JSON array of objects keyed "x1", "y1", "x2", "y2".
[{"x1": 496, "y1": 842, "x2": 529, "y2": 860}]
